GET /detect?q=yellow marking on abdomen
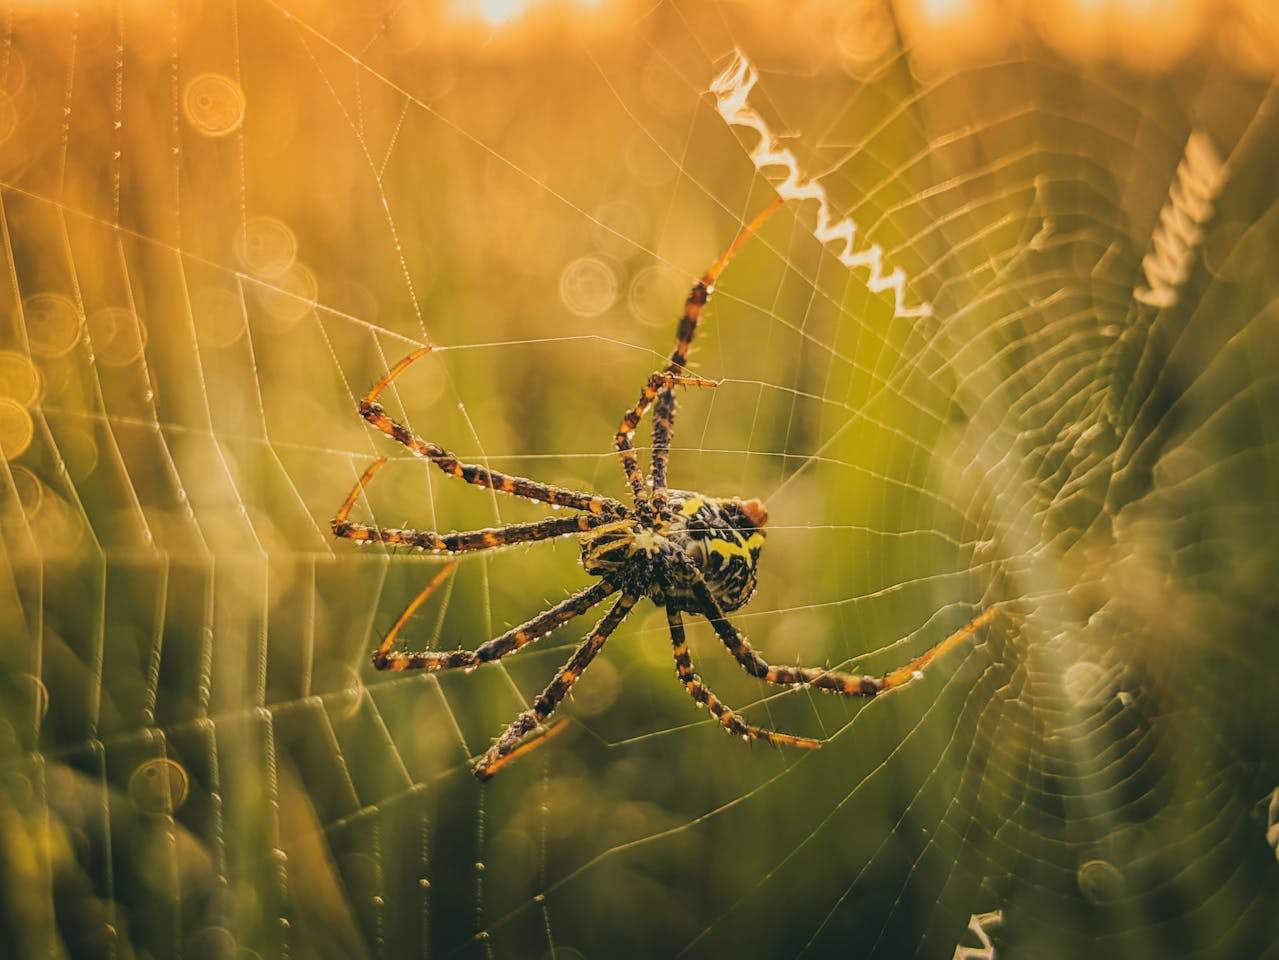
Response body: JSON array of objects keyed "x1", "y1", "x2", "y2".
[{"x1": 707, "y1": 532, "x2": 765, "y2": 563}]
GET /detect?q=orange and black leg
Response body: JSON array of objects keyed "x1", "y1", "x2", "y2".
[
  {"x1": 649, "y1": 384, "x2": 679, "y2": 508},
  {"x1": 614, "y1": 371, "x2": 716, "y2": 514},
  {"x1": 371, "y1": 572, "x2": 619, "y2": 672},
  {"x1": 359, "y1": 347, "x2": 628, "y2": 518},
  {"x1": 650, "y1": 198, "x2": 784, "y2": 515},
  {"x1": 332, "y1": 456, "x2": 613, "y2": 553},
  {"x1": 695, "y1": 581, "x2": 997, "y2": 697},
  {"x1": 668, "y1": 607, "x2": 820, "y2": 750},
  {"x1": 473, "y1": 592, "x2": 638, "y2": 780}
]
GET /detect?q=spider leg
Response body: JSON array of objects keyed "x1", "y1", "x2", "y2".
[
  {"x1": 651, "y1": 197, "x2": 784, "y2": 513},
  {"x1": 668, "y1": 606, "x2": 820, "y2": 750},
  {"x1": 694, "y1": 579, "x2": 997, "y2": 697},
  {"x1": 470, "y1": 716, "x2": 572, "y2": 778},
  {"x1": 473, "y1": 592, "x2": 638, "y2": 780},
  {"x1": 358, "y1": 347, "x2": 627, "y2": 517},
  {"x1": 373, "y1": 577, "x2": 619, "y2": 672},
  {"x1": 614, "y1": 371, "x2": 717, "y2": 512},
  {"x1": 878, "y1": 607, "x2": 1000, "y2": 691},
  {"x1": 649, "y1": 388, "x2": 678, "y2": 507},
  {"x1": 332, "y1": 456, "x2": 613, "y2": 552}
]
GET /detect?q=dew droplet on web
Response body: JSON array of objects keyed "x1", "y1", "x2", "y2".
[
  {"x1": 127, "y1": 758, "x2": 190, "y2": 815},
  {"x1": 23, "y1": 293, "x2": 83, "y2": 359},
  {"x1": 0, "y1": 352, "x2": 40, "y2": 408},
  {"x1": 0, "y1": 399, "x2": 34, "y2": 460},
  {"x1": 1076, "y1": 859, "x2": 1124, "y2": 904},
  {"x1": 235, "y1": 216, "x2": 296, "y2": 280},
  {"x1": 253, "y1": 263, "x2": 317, "y2": 330},
  {"x1": 559, "y1": 256, "x2": 618, "y2": 318},
  {"x1": 87, "y1": 306, "x2": 147, "y2": 366},
  {"x1": 1063, "y1": 660, "x2": 1107, "y2": 706},
  {"x1": 183, "y1": 72, "x2": 246, "y2": 138}
]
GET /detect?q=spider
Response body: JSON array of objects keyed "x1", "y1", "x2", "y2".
[{"x1": 332, "y1": 197, "x2": 995, "y2": 780}]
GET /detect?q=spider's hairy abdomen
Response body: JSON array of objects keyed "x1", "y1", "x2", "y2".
[{"x1": 578, "y1": 490, "x2": 765, "y2": 613}]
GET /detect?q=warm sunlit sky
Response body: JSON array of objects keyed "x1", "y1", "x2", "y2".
[{"x1": 438, "y1": 0, "x2": 1277, "y2": 75}]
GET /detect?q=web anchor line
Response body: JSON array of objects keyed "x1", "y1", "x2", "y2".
[{"x1": 708, "y1": 50, "x2": 932, "y2": 321}]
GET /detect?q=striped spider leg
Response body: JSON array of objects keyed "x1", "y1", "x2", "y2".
[
  {"x1": 693, "y1": 572, "x2": 1001, "y2": 699},
  {"x1": 613, "y1": 370, "x2": 719, "y2": 519},
  {"x1": 666, "y1": 603, "x2": 821, "y2": 750},
  {"x1": 347, "y1": 559, "x2": 623, "y2": 775},
  {"x1": 474, "y1": 593, "x2": 639, "y2": 781},
  {"x1": 612, "y1": 197, "x2": 785, "y2": 519},
  {"x1": 649, "y1": 553, "x2": 997, "y2": 751},
  {"x1": 649, "y1": 198, "x2": 784, "y2": 517},
  {"x1": 366, "y1": 565, "x2": 620, "y2": 674},
  {"x1": 332, "y1": 454, "x2": 622, "y2": 672},
  {"x1": 332, "y1": 456, "x2": 616, "y2": 558},
  {"x1": 355, "y1": 345, "x2": 630, "y2": 518}
]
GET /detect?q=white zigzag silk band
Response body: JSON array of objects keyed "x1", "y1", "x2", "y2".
[
  {"x1": 709, "y1": 51, "x2": 932, "y2": 320},
  {"x1": 1133, "y1": 130, "x2": 1228, "y2": 309}
]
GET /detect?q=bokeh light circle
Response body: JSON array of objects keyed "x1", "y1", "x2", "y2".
[{"x1": 184, "y1": 73, "x2": 247, "y2": 137}]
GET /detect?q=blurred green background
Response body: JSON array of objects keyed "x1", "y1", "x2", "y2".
[{"x1": 2, "y1": 0, "x2": 1279, "y2": 957}]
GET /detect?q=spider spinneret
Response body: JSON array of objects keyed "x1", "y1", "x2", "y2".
[{"x1": 333, "y1": 195, "x2": 996, "y2": 781}]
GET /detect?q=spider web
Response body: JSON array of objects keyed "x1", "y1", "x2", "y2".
[{"x1": 2, "y1": 2, "x2": 1279, "y2": 958}]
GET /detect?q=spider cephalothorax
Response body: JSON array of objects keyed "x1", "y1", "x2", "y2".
[{"x1": 333, "y1": 196, "x2": 995, "y2": 780}]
